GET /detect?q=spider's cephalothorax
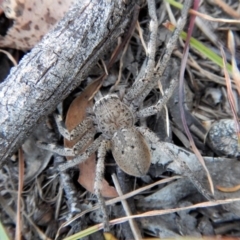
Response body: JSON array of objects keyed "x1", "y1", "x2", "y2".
[
  {"x1": 94, "y1": 94, "x2": 134, "y2": 138},
  {"x1": 94, "y1": 94, "x2": 151, "y2": 177}
]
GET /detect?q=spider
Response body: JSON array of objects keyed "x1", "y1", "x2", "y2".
[{"x1": 38, "y1": 0, "x2": 192, "y2": 232}]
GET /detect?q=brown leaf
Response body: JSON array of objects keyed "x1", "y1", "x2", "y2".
[
  {"x1": 78, "y1": 153, "x2": 118, "y2": 198},
  {"x1": 64, "y1": 78, "x2": 118, "y2": 198}
]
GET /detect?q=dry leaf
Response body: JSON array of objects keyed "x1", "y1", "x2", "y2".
[
  {"x1": 64, "y1": 79, "x2": 118, "y2": 198},
  {"x1": 0, "y1": 0, "x2": 74, "y2": 50}
]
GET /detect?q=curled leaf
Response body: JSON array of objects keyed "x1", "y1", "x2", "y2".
[{"x1": 217, "y1": 184, "x2": 240, "y2": 193}]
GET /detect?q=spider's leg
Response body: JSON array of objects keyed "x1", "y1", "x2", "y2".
[
  {"x1": 94, "y1": 140, "x2": 110, "y2": 232},
  {"x1": 58, "y1": 135, "x2": 104, "y2": 172},
  {"x1": 37, "y1": 141, "x2": 75, "y2": 156},
  {"x1": 72, "y1": 128, "x2": 96, "y2": 154},
  {"x1": 37, "y1": 125, "x2": 96, "y2": 157},
  {"x1": 125, "y1": 0, "x2": 192, "y2": 111},
  {"x1": 137, "y1": 77, "x2": 178, "y2": 118},
  {"x1": 124, "y1": 0, "x2": 157, "y2": 106},
  {"x1": 38, "y1": 126, "x2": 96, "y2": 156},
  {"x1": 54, "y1": 113, "x2": 93, "y2": 140},
  {"x1": 153, "y1": 0, "x2": 192, "y2": 80},
  {"x1": 130, "y1": 59, "x2": 174, "y2": 115},
  {"x1": 70, "y1": 118, "x2": 94, "y2": 140},
  {"x1": 55, "y1": 155, "x2": 82, "y2": 217},
  {"x1": 138, "y1": 127, "x2": 214, "y2": 201}
]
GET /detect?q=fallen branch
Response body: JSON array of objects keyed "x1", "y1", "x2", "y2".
[{"x1": 0, "y1": 0, "x2": 136, "y2": 165}]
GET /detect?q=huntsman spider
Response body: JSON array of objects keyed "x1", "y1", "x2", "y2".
[{"x1": 38, "y1": 0, "x2": 193, "y2": 232}]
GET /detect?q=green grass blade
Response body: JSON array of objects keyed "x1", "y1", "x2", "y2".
[
  {"x1": 165, "y1": 0, "x2": 183, "y2": 9},
  {"x1": 164, "y1": 0, "x2": 232, "y2": 74},
  {"x1": 180, "y1": 30, "x2": 232, "y2": 73},
  {"x1": 63, "y1": 225, "x2": 101, "y2": 240},
  {"x1": 0, "y1": 222, "x2": 10, "y2": 240}
]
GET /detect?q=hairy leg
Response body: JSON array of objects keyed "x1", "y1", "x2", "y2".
[
  {"x1": 54, "y1": 113, "x2": 93, "y2": 141},
  {"x1": 137, "y1": 77, "x2": 178, "y2": 118},
  {"x1": 94, "y1": 140, "x2": 110, "y2": 232},
  {"x1": 138, "y1": 126, "x2": 213, "y2": 201},
  {"x1": 124, "y1": 0, "x2": 192, "y2": 112}
]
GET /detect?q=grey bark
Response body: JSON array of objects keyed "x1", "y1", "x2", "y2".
[{"x1": 0, "y1": 0, "x2": 136, "y2": 165}]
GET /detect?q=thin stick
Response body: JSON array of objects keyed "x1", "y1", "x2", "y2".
[
  {"x1": 15, "y1": 148, "x2": 24, "y2": 240},
  {"x1": 213, "y1": 0, "x2": 240, "y2": 19},
  {"x1": 56, "y1": 176, "x2": 181, "y2": 237},
  {"x1": 112, "y1": 174, "x2": 142, "y2": 240}
]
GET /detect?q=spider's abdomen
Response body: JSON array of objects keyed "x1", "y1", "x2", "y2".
[
  {"x1": 111, "y1": 127, "x2": 151, "y2": 177},
  {"x1": 94, "y1": 95, "x2": 134, "y2": 138}
]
